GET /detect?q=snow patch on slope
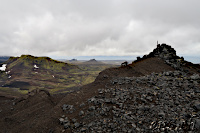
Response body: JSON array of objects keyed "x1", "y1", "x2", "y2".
[
  {"x1": 34, "y1": 64, "x2": 39, "y2": 69},
  {"x1": 0, "y1": 64, "x2": 7, "y2": 71}
]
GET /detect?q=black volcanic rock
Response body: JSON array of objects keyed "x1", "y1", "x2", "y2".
[
  {"x1": 152, "y1": 44, "x2": 177, "y2": 59},
  {"x1": 136, "y1": 43, "x2": 179, "y2": 61},
  {"x1": 60, "y1": 71, "x2": 200, "y2": 132},
  {"x1": 134, "y1": 43, "x2": 186, "y2": 70}
]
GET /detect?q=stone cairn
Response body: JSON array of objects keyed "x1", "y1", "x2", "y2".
[{"x1": 136, "y1": 43, "x2": 184, "y2": 70}]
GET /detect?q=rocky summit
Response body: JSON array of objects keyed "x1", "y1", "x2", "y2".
[
  {"x1": 58, "y1": 44, "x2": 200, "y2": 133},
  {"x1": 134, "y1": 44, "x2": 183, "y2": 71},
  {"x1": 0, "y1": 44, "x2": 199, "y2": 133}
]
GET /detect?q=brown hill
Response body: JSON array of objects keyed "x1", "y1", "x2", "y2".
[
  {"x1": 96, "y1": 57, "x2": 175, "y2": 82},
  {"x1": 0, "y1": 89, "x2": 64, "y2": 132}
]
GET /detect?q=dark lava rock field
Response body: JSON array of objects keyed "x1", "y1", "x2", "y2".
[{"x1": 59, "y1": 71, "x2": 200, "y2": 132}]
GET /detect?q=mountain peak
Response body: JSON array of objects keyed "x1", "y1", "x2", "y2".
[
  {"x1": 20, "y1": 54, "x2": 35, "y2": 58},
  {"x1": 88, "y1": 59, "x2": 97, "y2": 62},
  {"x1": 135, "y1": 43, "x2": 178, "y2": 61},
  {"x1": 132, "y1": 43, "x2": 184, "y2": 70}
]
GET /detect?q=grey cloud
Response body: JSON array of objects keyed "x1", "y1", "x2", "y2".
[{"x1": 0, "y1": 0, "x2": 200, "y2": 57}]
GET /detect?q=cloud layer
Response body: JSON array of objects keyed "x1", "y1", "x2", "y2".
[{"x1": 0, "y1": 0, "x2": 200, "y2": 57}]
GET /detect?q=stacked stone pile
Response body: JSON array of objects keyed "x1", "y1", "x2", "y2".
[
  {"x1": 59, "y1": 71, "x2": 200, "y2": 132},
  {"x1": 152, "y1": 44, "x2": 183, "y2": 70},
  {"x1": 136, "y1": 44, "x2": 184, "y2": 70},
  {"x1": 150, "y1": 44, "x2": 177, "y2": 60}
]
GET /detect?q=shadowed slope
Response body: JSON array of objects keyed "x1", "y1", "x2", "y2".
[{"x1": 95, "y1": 57, "x2": 175, "y2": 83}]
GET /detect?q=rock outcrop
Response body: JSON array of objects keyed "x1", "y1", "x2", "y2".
[{"x1": 149, "y1": 43, "x2": 177, "y2": 60}]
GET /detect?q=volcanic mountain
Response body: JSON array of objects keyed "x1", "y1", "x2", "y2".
[
  {"x1": 81, "y1": 59, "x2": 104, "y2": 65},
  {"x1": 6, "y1": 55, "x2": 78, "y2": 71},
  {"x1": 0, "y1": 44, "x2": 199, "y2": 133},
  {"x1": 96, "y1": 43, "x2": 200, "y2": 82},
  {"x1": 0, "y1": 55, "x2": 106, "y2": 97}
]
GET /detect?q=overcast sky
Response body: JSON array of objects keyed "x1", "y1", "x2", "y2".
[{"x1": 0, "y1": 0, "x2": 200, "y2": 60}]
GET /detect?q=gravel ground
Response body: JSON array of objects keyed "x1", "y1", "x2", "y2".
[{"x1": 60, "y1": 71, "x2": 200, "y2": 132}]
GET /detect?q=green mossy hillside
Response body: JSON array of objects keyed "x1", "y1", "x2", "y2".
[
  {"x1": 0, "y1": 55, "x2": 116, "y2": 95},
  {"x1": 6, "y1": 55, "x2": 78, "y2": 72}
]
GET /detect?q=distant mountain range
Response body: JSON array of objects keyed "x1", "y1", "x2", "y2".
[
  {"x1": 0, "y1": 56, "x2": 10, "y2": 64},
  {"x1": 53, "y1": 55, "x2": 200, "y2": 64},
  {"x1": 66, "y1": 59, "x2": 105, "y2": 65},
  {"x1": 1, "y1": 55, "x2": 199, "y2": 65}
]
